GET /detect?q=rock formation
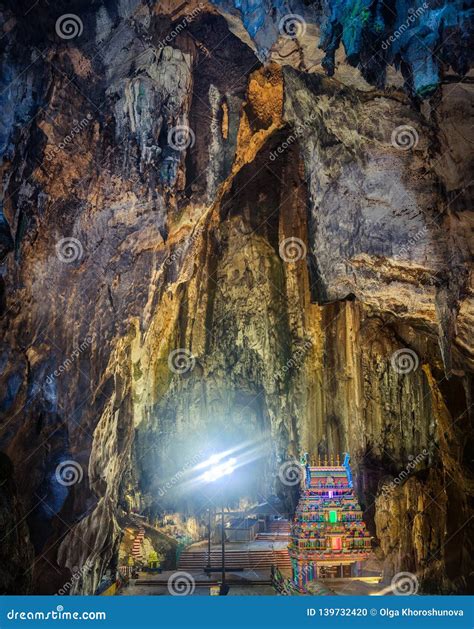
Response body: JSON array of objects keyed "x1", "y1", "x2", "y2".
[{"x1": 0, "y1": 0, "x2": 472, "y2": 594}]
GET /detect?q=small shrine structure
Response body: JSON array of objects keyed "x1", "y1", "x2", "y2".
[{"x1": 288, "y1": 453, "x2": 372, "y2": 584}]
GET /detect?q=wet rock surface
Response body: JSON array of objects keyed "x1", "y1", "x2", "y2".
[{"x1": 0, "y1": 0, "x2": 472, "y2": 594}]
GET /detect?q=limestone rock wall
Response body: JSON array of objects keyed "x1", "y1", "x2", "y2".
[{"x1": 0, "y1": 0, "x2": 472, "y2": 594}]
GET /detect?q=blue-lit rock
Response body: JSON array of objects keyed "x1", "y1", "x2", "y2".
[{"x1": 210, "y1": 0, "x2": 473, "y2": 96}]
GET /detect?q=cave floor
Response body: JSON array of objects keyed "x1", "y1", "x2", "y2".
[
  {"x1": 119, "y1": 569, "x2": 276, "y2": 596},
  {"x1": 184, "y1": 540, "x2": 290, "y2": 551},
  {"x1": 322, "y1": 577, "x2": 388, "y2": 596},
  {"x1": 119, "y1": 571, "x2": 385, "y2": 596}
]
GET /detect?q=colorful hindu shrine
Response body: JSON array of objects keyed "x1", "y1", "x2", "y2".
[{"x1": 288, "y1": 454, "x2": 372, "y2": 585}]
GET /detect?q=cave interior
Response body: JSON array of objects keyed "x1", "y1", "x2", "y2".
[{"x1": 0, "y1": 0, "x2": 473, "y2": 596}]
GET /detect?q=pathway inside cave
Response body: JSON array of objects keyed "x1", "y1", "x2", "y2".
[
  {"x1": 118, "y1": 532, "x2": 384, "y2": 596},
  {"x1": 119, "y1": 570, "x2": 384, "y2": 596},
  {"x1": 120, "y1": 568, "x2": 276, "y2": 596}
]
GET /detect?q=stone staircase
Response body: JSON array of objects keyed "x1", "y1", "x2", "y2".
[
  {"x1": 131, "y1": 528, "x2": 145, "y2": 560},
  {"x1": 178, "y1": 547, "x2": 291, "y2": 572},
  {"x1": 256, "y1": 519, "x2": 291, "y2": 542}
]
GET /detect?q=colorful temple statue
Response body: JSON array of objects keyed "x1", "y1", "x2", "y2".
[{"x1": 288, "y1": 454, "x2": 372, "y2": 585}]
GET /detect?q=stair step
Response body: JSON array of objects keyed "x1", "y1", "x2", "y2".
[{"x1": 178, "y1": 547, "x2": 291, "y2": 571}]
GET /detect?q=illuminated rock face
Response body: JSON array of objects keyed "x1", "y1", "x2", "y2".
[{"x1": 0, "y1": 1, "x2": 472, "y2": 594}]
